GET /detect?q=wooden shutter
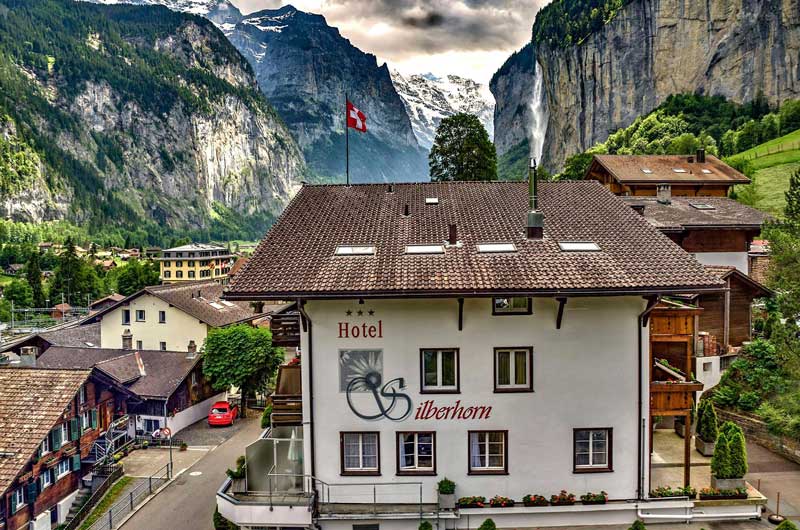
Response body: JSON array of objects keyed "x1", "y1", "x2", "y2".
[
  {"x1": 25, "y1": 482, "x2": 37, "y2": 503},
  {"x1": 70, "y1": 418, "x2": 80, "y2": 440},
  {"x1": 90, "y1": 409, "x2": 98, "y2": 429},
  {"x1": 9, "y1": 490, "x2": 17, "y2": 514},
  {"x1": 51, "y1": 427, "x2": 62, "y2": 450},
  {"x1": 72, "y1": 454, "x2": 82, "y2": 472}
]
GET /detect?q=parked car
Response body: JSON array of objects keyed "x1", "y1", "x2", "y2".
[{"x1": 208, "y1": 401, "x2": 239, "y2": 427}]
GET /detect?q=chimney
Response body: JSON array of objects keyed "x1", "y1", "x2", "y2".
[
  {"x1": 403, "y1": 204, "x2": 410, "y2": 216},
  {"x1": 122, "y1": 329, "x2": 133, "y2": 350},
  {"x1": 448, "y1": 224, "x2": 457, "y2": 245},
  {"x1": 696, "y1": 148, "x2": 706, "y2": 163},
  {"x1": 526, "y1": 158, "x2": 545, "y2": 239},
  {"x1": 657, "y1": 184, "x2": 672, "y2": 204},
  {"x1": 19, "y1": 346, "x2": 38, "y2": 367},
  {"x1": 687, "y1": 155, "x2": 694, "y2": 163},
  {"x1": 387, "y1": 184, "x2": 394, "y2": 193},
  {"x1": 631, "y1": 204, "x2": 646, "y2": 216},
  {"x1": 187, "y1": 340, "x2": 197, "y2": 359}
]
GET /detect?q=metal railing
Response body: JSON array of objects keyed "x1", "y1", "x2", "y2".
[
  {"x1": 63, "y1": 465, "x2": 124, "y2": 530},
  {"x1": 85, "y1": 463, "x2": 171, "y2": 530}
]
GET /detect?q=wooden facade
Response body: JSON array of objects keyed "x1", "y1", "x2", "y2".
[
  {"x1": 588, "y1": 165, "x2": 731, "y2": 197},
  {"x1": 665, "y1": 229, "x2": 757, "y2": 254}
]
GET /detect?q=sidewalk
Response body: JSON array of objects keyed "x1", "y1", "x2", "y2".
[{"x1": 121, "y1": 446, "x2": 208, "y2": 477}]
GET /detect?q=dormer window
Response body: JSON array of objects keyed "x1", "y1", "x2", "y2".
[
  {"x1": 335, "y1": 245, "x2": 375, "y2": 256},
  {"x1": 405, "y1": 244, "x2": 445, "y2": 255},
  {"x1": 690, "y1": 203, "x2": 715, "y2": 210},
  {"x1": 558, "y1": 241, "x2": 601, "y2": 252},
  {"x1": 477, "y1": 243, "x2": 516, "y2": 253}
]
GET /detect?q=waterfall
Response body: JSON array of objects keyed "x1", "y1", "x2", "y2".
[{"x1": 529, "y1": 59, "x2": 548, "y2": 164}]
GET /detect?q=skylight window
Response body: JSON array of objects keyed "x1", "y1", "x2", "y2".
[
  {"x1": 335, "y1": 245, "x2": 375, "y2": 256},
  {"x1": 425, "y1": 197, "x2": 439, "y2": 205},
  {"x1": 477, "y1": 242, "x2": 517, "y2": 253},
  {"x1": 209, "y1": 302, "x2": 224, "y2": 310},
  {"x1": 641, "y1": 168, "x2": 653, "y2": 174},
  {"x1": 701, "y1": 169, "x2": 712, "y2": 174},
  {"x1": 405, "y1": 244, "x2": 445, "y2": 254},
  {"x1": 558, "y1": 241, "x2": 601, "y2": 252},
  {"x1": 672, "y1": 168, "x2": 687, "y2": 173},
  {"x1": 690, "y1": 203, "x2": 716, "y2": 210},
  {"x1": 220, "y1": 300, "x2": 236, "y2": 307}
]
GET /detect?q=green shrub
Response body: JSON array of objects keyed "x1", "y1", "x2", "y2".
[
  {"x1": 711, "y1": 432, "x2": 731, "y2": 479},
  {"x1": 628, "y1": 520, "x2": 647, "y2": 530},
  {"x1": 775, "y1": 520, "x2": 799, "y2": 530},
  {"x1": 478, "y1": 519, "x2": 496, "y2": 530},
  {"x1": 419, "y1": 522, "x2": 433, "y2": 530},
  {"x1": 260, "y1": 403, "x2": 273, "y2": 429},
  {"x1": 728, "y1": 430, "x2": 748, "y2": 478},
  {"x1": 737, "y1": 391, "x2": 761, "y2": 411},
  {"x1": 712, "y1": 385, "x2": 739, "y2": 407},
  {"x1": 698, "y1": 400, "x2": 719, "y2": 443},
  {"x1": 437, "y1": 477, "x2": 456, "y2": 494},
  {"x1": 226, "y1": 455, "x2": 246, "y2": 480},
  {"x1": 213, "y1": 507, "x2": 239, "y2": 530}
]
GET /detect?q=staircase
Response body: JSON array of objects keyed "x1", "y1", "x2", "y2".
[
  {"x1": 85, "y1": 415, "x2": 130, "y2": 466},
  {"x1": 271, "y1": 365, "x2": 302, "y2": 426},
  {"x1": 65, "y1": 485, "x2": 92, "y2": 522}
]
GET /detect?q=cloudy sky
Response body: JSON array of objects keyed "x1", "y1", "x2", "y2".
[{"x1": 230, "y1": 0, "x2": 547, "y2": 84}]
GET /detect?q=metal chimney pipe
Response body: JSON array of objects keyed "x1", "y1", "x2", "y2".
[
  {"x1": 529, "y1": 157, "x2": 537, "y2": 211},
  {"x1": 526, "y1": 157, "x2": 545, "y2": 239}
]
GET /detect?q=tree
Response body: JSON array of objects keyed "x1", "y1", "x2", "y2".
[
  {"x1": 728, "y1": 429, "x2": 748, "y2": 478},
  {"x1": 697, "y1": 400, "x2": 719, "y2": 443},
  {"x1": 477, "y1": 519, "x2": 496, "y2": 530},
  {"x1": 785, "y1": 169, "x2": 800, "y2": 222},
  {"x1": 667, "y1": 133, "x2": 699, "y2": 155},
  {"x1": 429, "y1": 113, "x2": 497, "y2": 182},
  {"x1": 116, "y1": 259, "x2": 159, "y2": 296},
  {"x1": 720, "y1": 129, "x2": 736, "y2": 156},
  {"x1": 711, "y1": 431, "x2": 731, "y2": 478},
  {"x1": 202, "y1": 325, "x2": 283, "y2": 418},
  {"x1": 49, "y1": 238, "x2": 102, "y2": 306},
  {"x1": 26, "y1": 251, "x2": 45, "y2": 308},
  {"x1": 779, "y1": 100, "x2": 800, "y2": 134},
  {"x1": 4, "y1": 279, "x2": 33, "y2": 308}
]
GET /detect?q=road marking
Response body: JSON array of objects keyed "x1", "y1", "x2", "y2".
[{"x1": 189, "y1": 471, "x2": 203, "y2": 476}]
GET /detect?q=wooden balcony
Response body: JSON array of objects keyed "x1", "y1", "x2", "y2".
[
  {"x1": 272, "y1": 365, "x2": 302, "y2": 426},
  {"x1": 650, "y1": 381, "x2": 704, "y2": 415},
  {"x1": 270, "y1": 312, "x2": 300, "y2": 347}
]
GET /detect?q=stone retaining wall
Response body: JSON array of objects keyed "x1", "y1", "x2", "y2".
[{"x1": 717, "y1": 408, "x2": 800, "y2": 465}]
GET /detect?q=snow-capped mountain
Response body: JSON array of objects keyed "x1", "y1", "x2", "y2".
[
  {"x1": 391, "y1": 71, "x2": 495, "y2": 150},
  {"x1": 85, "y1": 0, "x2": 242, "y2": 27}
]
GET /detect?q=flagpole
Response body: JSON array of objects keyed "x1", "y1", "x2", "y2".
[{"x1": 345, "y1": 92, "x2": 350, "y2": 186}]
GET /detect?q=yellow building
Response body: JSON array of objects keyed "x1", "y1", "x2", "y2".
[{"x1": 157, "y1": 243, "x2": 233, "y2": 284}]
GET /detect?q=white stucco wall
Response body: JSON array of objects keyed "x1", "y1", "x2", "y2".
[
  {"x1": 56, "y1": 489, "x2": 79, "y2": 525},
  {"x1": 31, "y1": 510, "x2": 51, "y2": 530},
  {"x1": 99, "y1": 294, "x2": 210, "y2": 351},
  {"x1": 301, "y1": 296, "x2": 650, "y2": 505},
  {"x1": 692, "y1": 252, "x2": 748, "y2": 274},
  {"x1": 167, "y1": 392, "x2": 226, "y2": 434}
]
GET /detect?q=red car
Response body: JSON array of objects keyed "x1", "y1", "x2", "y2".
[{"x1": 208, "y1": 401, "x2": 239, "y2": 427}]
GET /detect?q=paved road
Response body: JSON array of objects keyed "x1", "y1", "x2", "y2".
[{"x1": 120, "y1": 416, "x2": 262, "y2": 530}]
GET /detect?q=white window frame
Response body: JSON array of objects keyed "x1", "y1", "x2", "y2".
[
  {"x1": 492, "y1": 297, "x2": 531, "y2": 315},
  {"x1": 40, "y1": 436, "x2": 50, "y2": 456},
  {"x1": 40, "y1": 469, "x2": 52, "y2": 489},
  {"x1": 61, "y1": 423, "x2": 69, "y2": 443},
  {"x1": 135, "y1": 309, "x2": 146, "y2": 322},
  {"x1": 13, "y1": 487, "x2": 24, "y2": 512},
  {"x1": 398, "y1": 432, "x2": 434, "y2": 473},
  {"x1": 341, "y1": 432, "x2": 379, "y2": 474},
  {"x1": 81, "y1": 410, "x2": 91, "y2": 432},
  {"x1": 56, "y1": 459, "x2": 71, "y2": 479},
  {"x1": 78, "y1": 385, "x2": 86, "y2": 405},
  {"x1": 574, "y1": 428, "x2": 611, "y2": 471},
  {"x1": 494, "y1": 347, "x2": 532, "y2": 391},
  {"x1": 158, "y1": 310, "x2": 166, "y2": 323},
  {"x1": 469, "y1": 431, "x2": 506, "y2": 473},
  {"x1": 421, "y1": 349, "x2": 458, "y2": 393}
]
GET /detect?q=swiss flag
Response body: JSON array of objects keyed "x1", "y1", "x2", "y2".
[{"x1": 346, "y1": 100, "x2": 367, "y2": 133}]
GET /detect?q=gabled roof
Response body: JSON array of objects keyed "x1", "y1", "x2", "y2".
[
  {"x1": 89, "y1": 280, "x2": 263, "y2": 328},
  {"x1": 588, "y1": 154, "x2": 750, "y2": 185},
  {"x1": 226, "y1": 181, "x2": 724, "y2": 299},
  {"x1": 90, "y1": 293, "x2": 125, "y2": 309},
  {"x1": 621, "y1": 196, "x2": 770, "y2": 232},
  {"x1": 0, "y1": 368, "x2": 91, "y2": 496},
  {"x1": 703, "y1": 265, "x2": 773, "y2": 297},
  {"x1": 0, "y1": 321, "x2": 101, "y2": 355},
  {"x1": 37, "y1": 347, "x2": 199, "y2": 400}
]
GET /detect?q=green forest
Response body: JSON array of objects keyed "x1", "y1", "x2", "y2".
[{"x1": 532, "y1": 0, "x2": 632, "y2": 48}]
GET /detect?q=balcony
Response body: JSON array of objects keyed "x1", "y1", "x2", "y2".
[
  {"x1": 270, "y1": 311, "x2": 300, "y2": 347},
  {"x1": 650, "y1": 360, "x2": 703, "y2": 415}
]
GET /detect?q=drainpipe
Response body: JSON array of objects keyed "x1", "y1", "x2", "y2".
[
  {"x1": 637, "y1": 296, "x2": 660, "y2": 500},
  {"x1": 296, "y1": 300, "x2": 317, "y2": 501}
]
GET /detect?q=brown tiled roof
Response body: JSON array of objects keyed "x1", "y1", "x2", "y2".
[
  {"x1": 0, "y1": 368, "x2": 90, "y2": 496},
  {"x1": 702, "y1": 265, "x2": 772, "y2": 297},
  {"x1": 38, "y1": 347, "x2": 199, "y2": 399},
  {"x1": 226, "y1": 181, "x2": 724, "y2": 299},
  {"x1": 589, "y1": 154, "x2": 750, "y2": 185},
  {"x1": 621, "y1": 197, "x2": 770, "y2": 232},
  {"x1": 228, "y1": 257, "x2": 248, "y2": 277},
  {"x1": 39, "y1": 322, "x2": 101, "y2": 348}
]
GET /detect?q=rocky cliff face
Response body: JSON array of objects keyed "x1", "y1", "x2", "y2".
[
  {"x1": 490, "y1": 43, "x2": 534, "y2": 159},
  {"x1": 494, "y1": 0, "x2": 800, "y2": 172},
  {"x1": 228, "y1": 6, "x2": 428, "y2": 182},
  {"x1": 2, "y1": 0, "x2": 305, "y2": 237}
]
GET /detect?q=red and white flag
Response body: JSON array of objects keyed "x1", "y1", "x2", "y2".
[{"x1": 346, "y1": 100, "x2": 367, "y2": 133}]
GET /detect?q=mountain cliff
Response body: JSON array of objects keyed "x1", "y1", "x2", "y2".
[
  {"x1": 0, "y1": 0, "x2": 304, "y2": 242},
  {"x1": 391, "y1": 71, "x2": 494, "y2": 150},
  {"x1": 226, "y1": 6, "x2": 428, "y2": 182},
  {"x1": 493, "y1": 0, "x2": 800, "y2": 172}
]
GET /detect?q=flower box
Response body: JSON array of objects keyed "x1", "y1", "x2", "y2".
[
  {"x1": 580, "y1": 491, "x2": 608, "y2": 505},
  {"x1": 549, "y1": 491, "x2": 576, "y2": 506},
  {"x1": 489, "y1": 495, "x2": 514, "y2": 508},
  {"x1": 522, "y1": 494, "x2": 549, "y2": 507},
  {"x1": 710, "y1": 477, "x2": 746, "y2": 491},
  {"x1": 699, "y1": 487, "x2": 747, "y2": 500},
  {"x1": 458, "y1": 496, "x2": 486, "y2": 509},
  {"x1": 695, "y1": 437, "x2": 715, "y2": 456}
]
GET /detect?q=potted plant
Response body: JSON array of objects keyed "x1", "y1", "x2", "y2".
[
  {"x1": 699, "y1": 487, "x2": 747, "y2": 500},
  {"x1": 711, "y1": 423, "x2": 748, "y2": 490},
  {"x1": 649, "y1": 486, "x2": 696, "y2": 499},
  {"x1": 549, "y1": 490, "x2": 576, "y2": 506},
  {"x1": 437, "y1": 478, "x2": 456, "y2": 510},
  {"x1": 457, "y1": 496, "x2": 486, "y2": 508},
  {"x1": 695, "y1": 400, "x2": 718, "y2": 456},
  {"x1": 142, "y1": 440, "x2": 149, "y2": 450},
  {"x1": 489, "y1": 495, "x2": 514, "y2": 508},
  {"x1": 522, "y1": 494, "x2": 548, "y2": 507},
  {"x1": 580, "y1": 491, "x2": 608, "y2": 505},
  {"x1": 179, "y1": 442, "x2": 188, "y2": 452},
  {"x1": 419, "y1": 522, "x2": 433, "y2": 530}
]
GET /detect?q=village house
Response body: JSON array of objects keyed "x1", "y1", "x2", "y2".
[
  {"x1": 3, "y1": 264, "x2": 24, "y2": 276},
  {"x1": 156, "y1": 243, "x2": 233, "y2": 284},
  {"x1": 88, "y1": 293, "x2": 125, "y2": 313},
  {"x1": 0, "y1": 322, "x2": 100, "y2": 362},
  {"x1": 0, "y1": 368, "x2": 121, "y2": 530},
  {"x1": 585, "y1": 150, "x2": 750, "y2": 197},
  {"x1": 84, "y1": 280, "x2": 265, "y2": 352},
  {"x1": 215, "y1": 179, "x2": 763, "y2": 529}
]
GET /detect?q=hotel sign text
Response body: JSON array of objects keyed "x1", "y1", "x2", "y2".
[{"x1": 338, "y1": 320, "x2": 383, "y2": 339}]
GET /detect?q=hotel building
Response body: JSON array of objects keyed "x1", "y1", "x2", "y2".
[
  {"x1": 218, "y1": 179, "x2": 764, "y2": 529},
  {"x1": 157, "y1": 243, "x2": 233, "y2": 284}
]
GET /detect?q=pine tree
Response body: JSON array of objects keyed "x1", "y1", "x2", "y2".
[
  {"x1": 478, "y1": 519, "x2": 496, "y2": 530},
  {"x1": 728, "y1": 430, "x2": 748, "y2": 478},
  {"x1": 26, "y1": 251, "x2": 45, "y2": 308},
  {"x1": 429, "y1": 113, "x2": 497, "y2": 182},
  {"x1": 698, "y1": 400, "x2": 719, "y2": 443},
  {"x1": 711, "y1": 432, "x2": 731, "y2": 479},
  {"x1": 785, "y1": 169, "x2": 800, "y2": 222}
]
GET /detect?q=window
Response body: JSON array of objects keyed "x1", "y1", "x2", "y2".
[
  {"x1": 640, "y1": 168, "x2": 652, "y2": 174},
  {"x1": 78, "y1": 385, "x2": 86, "y2": 405},
  {"x1": 420, "y1": 348, "x2": 459, "y2": 393},
  {"x1": 163, "y1": 270, "x2": 171, "y2": 279},
  {"x1": 159, "y1": 342, "x2": 167, "y2": 351},
  {"x1": 188, "y1": 270, "x2": 195, "y2": 278},
  {"x1": 397, "y1": 432, "x2": 435, "y2": 475},
  {"x1": 468, "y1": 431, "x2": 507, "y2": 474},
  {"x1": 61, "y1": 423, "x2": 69, "y2": 444},
  {"x1": 494, "y1": 347, "x2": 533, "y2": 392},
  {"x1": 690, "y1": 202, "x2": 715, "y2": 210},
  {"x1": 81, "y1": 410, "x2": 90, "y2": 431},
  {"x1": 339, "y1": 350, "x2": 382, "y2": 392},
  {"x1": 341, "y1": 432, "x2": 379, "y2": 475},
  {"x1": 701, "y1": 169, "x2": 713, "y2": 174},
  {"x1": 122, "y1": 309, "x2": 131, "y2": 325},
  {"x1": 558, "y1": 241, "x2": 601, "y2": 252},
  {"x1": 40, "y1": 468, "x2": 53, "y2": 489},
  {"x1": 176, "y1": 271, "x2": 183, "y2": 278},
  {"x1": 135, "y1": 309, "x2": 145, "y2": 322},
  {"x1": 574, "y1": 428, "x2": 612, "y2": 472},
  {"x1": 477, "y1": 242, "x2": 516, "y2": 253},
  {"x1": 12, "y1": 487, "x2": 24, "y2": 512},
  {"x1": 492, "y1": 297, "x2": 531, "y2": 315},
  {"x1": 158, "y1": 311, "x2": 166, "y2": 324},
  {"x1": 136, "y1": 340, "x2": 143, "y2": 350},
  {"x1": 335, "y1": 245, "x2": 375, "y2": 256},
  {"x1": 672, "y1": 168, "x2": 687, "y2": 173},
  {"x1": 56, "y1": 458, "x2": 71, "y2": 478},
  {"x1": 425, "y1": 197, "x2": 439, "y2": 204},
  {"x1": 144, "y1": 418, "x2": 161, "y2": 433},
  {"x1": 176, "y1": 261, "x2": 183, "y2": 267},
  {"x1": 164, "y1": 261, "x2": 170, "y2": 267},
  {"x1": 405, "y1": 244, "x2": 445, "y2": 254},
  {"x1": 40, "y1": 436, "x2": 50, "y2": 455}
]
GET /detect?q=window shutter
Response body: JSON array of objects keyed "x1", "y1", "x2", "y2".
[
  {"x1": 70, "y1": 418, "x2": 80, "y2": 441},
  {"x1": 90, "y1": 409, "x2": 98, "y2": 429},
  {"x1": 9, "y1": 490, "x2": 17, "y2": 514},
  {"x1": 25, "y1": 482, "x2": 37, "y2": 503},
  {"x1": 51, "y1": 427, "x2": 62, "y2": 450},
  {"x1": 72, "y1": 454, "x2": 81, "y2": 472}
]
